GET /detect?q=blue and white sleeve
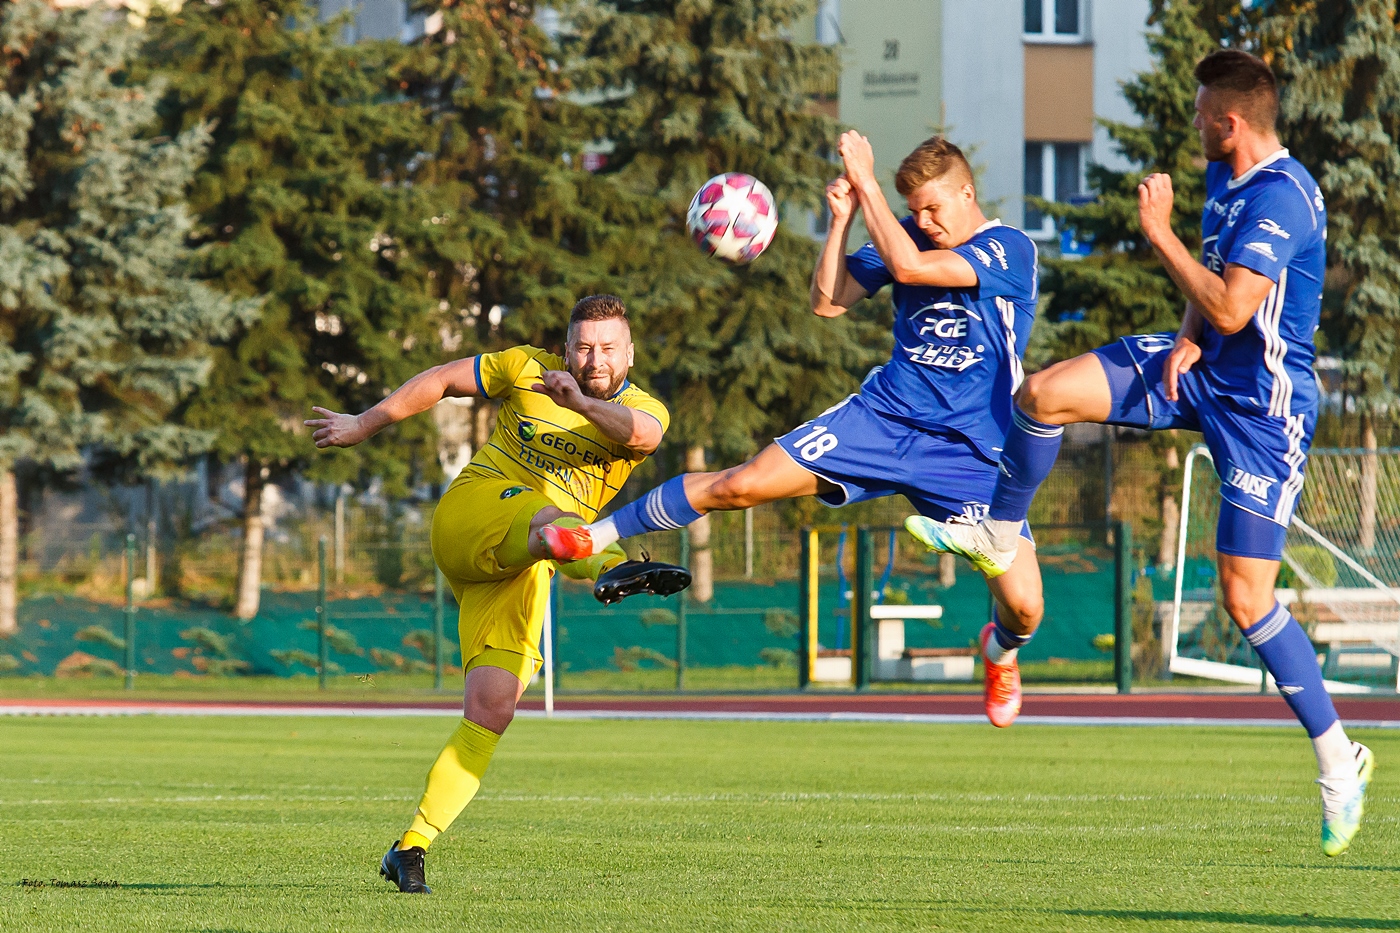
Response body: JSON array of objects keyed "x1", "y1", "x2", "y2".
[
  {"x1": 1226, "y1": 185, "x2": 1315, "y2": 282},
  {"x1": 845, "y1": 240, "x2": 894, "y2": 295}
]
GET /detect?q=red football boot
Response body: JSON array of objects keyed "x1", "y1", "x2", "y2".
[
  {"x1": 535, "y1": 522, "x2": 594, "y2": 561},
  {"x1": 980, "y1": 622, "x2": 1022, "y2": 728}
]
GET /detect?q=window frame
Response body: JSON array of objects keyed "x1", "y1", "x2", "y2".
[
  {"x1": 1023, "y1": 141, "x2": 1088, "y2": 241},
  {"x1": 1022, "y1": 0, "x2": 1087, "y2": 44}
]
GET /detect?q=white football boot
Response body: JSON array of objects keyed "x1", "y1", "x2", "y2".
[
  {"x1": 905, "y1": 515, "x2": 1018, "y2": 578},
  {"x1": 1320, "y1": 742, "x2": 1375, "y2": 857}
]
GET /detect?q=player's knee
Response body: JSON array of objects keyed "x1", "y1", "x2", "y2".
[
  {"x1": 1004, "y1": 596, "x2": 1044, "y2": 633},
  {"x1": 707, "y1": 468, "x2": 760, "y2": 511},
  {"x1": 1220, "y1": 583, "x2": 1273, "y2": 631},
  {"x1": 1014, "y1": 372, "x2": 1056, "y2": 421}
]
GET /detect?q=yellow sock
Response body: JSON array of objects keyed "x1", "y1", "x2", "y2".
[
  {"x1": 399, "y1": 718, "x2": 500, "y2": 850},
  {"x1": 556, "y1": 541, "x2": 627, "y2": 581}
]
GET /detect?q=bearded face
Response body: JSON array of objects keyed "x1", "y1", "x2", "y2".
[{"x1": 566, "y1": 317, "x2": 633, "y2": 399}]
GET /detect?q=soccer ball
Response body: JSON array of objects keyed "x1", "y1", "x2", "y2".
[{"x1": 685, "y1": 173, "x2": 778, "y2": 264}]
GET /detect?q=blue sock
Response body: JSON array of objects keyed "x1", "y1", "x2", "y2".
[
  {"x1": 608, "y1": 476, "x2": 704, "y2": 540},
  {"x1": 985, "y1": 609, "x2": 1033, "y2": 663},
  {"x1": 1244, "y1": 602, "x2": 1339, "y2": 738},
  {"x1": 988, "y1": 407, "x2": 1064, "y2": 522}
]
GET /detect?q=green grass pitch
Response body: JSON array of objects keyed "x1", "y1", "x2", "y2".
[{"x1": 1, "y1": 716, "x2": 1396, "y2": 932}]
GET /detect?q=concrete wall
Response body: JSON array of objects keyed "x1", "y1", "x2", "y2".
[
  {"x1": 1089, "y1": 0, "x2": 1153, "y2": 173},
  {"x1": 941, "y1": 0, "x2": 1025, "y2": 226},
  {"x1": 836, "y1": 0, "x2": 943, "y2": 209}
]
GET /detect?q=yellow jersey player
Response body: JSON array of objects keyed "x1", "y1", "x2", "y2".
[{"x1": 306, "y1": 295, "x2": 689, "y2": 893}]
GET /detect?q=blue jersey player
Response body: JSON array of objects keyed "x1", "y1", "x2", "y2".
[
  {"x1": 539, "y1": 132, "x2": 1046, "y2": 722},
  {"x1": 910, "y1": 50, "x2": 1373, "y2": 856}
]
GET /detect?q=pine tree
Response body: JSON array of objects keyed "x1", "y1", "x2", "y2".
[
  {"x1": 144, "y1": 0, "x2": 444, "y2": 617},
  {"x1": 387, "y1": 1, "x2": 630, "y2": 353},
  {"x1": 1266, "y1": 0, "x2": 1400, "y2": 551},
  {"x1": 0, "y1": 0, "x2": 248, "y2": 632},
  {"x1": 567, "y1": 0, "x2": 888, "y2": 600},
  {"x1": 1031, "y1": 0, "x2": 1229, "y2": 359}
]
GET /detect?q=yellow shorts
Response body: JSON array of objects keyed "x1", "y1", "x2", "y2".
[{"x1": 431, "y1": 478, "x2": 554, "y2": 685}]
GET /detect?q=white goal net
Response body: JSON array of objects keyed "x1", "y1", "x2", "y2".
[{"x1": 1169, "y1": 445, "x2": 1400, "y2": 693}]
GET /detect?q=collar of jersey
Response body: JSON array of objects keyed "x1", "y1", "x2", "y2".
[
  {"x1": 1226, "y1": 148, "x2": 1289, "y2": 190},
  {"x1": 607, "y1": 379, "x2": 631, "y2": 400},
  {"x1": 972, "y1": 219, "x2": 1003, "y2": 234}
]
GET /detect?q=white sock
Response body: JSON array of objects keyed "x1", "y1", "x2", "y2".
[
  {"x1": 588, "y1": 517, "x2": 620, "y2": 555},
  {"x1": 1312, "y1": 721, "x2": 1355, "y2": 780},
  {"x1": 984, "y1": 519, "x2": 1023, "y2": 553},
  {"x1": 984, "y1": 638, "x2": 1017, "y2": 665}
]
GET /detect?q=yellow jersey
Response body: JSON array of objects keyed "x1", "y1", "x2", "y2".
[{"x1": 449, "y1": 346, "x2": 670, "y2": 520}]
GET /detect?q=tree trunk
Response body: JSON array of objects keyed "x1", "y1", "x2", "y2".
[
  {"x1": 1360, "y1": 413, "x2": 1378, "y2": 555},
  {"x1": 0, "y1": 468, "x2": 17, "y2": 634},
  {"x1": 1158, "y1": 446, "x2": 1180, "y2": 570},
  {"x1": 234, "y1": 459, "x2": 267, "y2": 620},
  {"x1": 685, "y1": 445, "x2": 712, "y2": 604}
]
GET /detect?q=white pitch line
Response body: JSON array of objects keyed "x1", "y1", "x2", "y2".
[{"x1": 1, "y1": 704, "x2": 1398, "y2": 729}]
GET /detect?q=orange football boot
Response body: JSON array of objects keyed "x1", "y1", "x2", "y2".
[
  {"x1": 535, "y1": 522, "x2": 595, "y2": 561},
  {"x1": 980, "y1": 622, "x2": 1022, "y2": 728}
]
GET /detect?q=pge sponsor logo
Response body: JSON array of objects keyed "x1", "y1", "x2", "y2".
[
  {"x1": 1228, "y1": 467, "x2": 1275, "y2": 505},
  {"x1": 539, "y1": 432, "x2": 613, "y2": 467},
  {"x1": 987, "y1": 239, "x2": 1008, "y2": 270},
  {"x1": 1257, "y1": 218, "x2": 1291, "y2": 239},
  {"x1": 903, "y1": 344, "x2": 983, "y2": 371}
]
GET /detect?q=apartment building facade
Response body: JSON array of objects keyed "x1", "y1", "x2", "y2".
[{"x1": 804, "y1": 0, "x2": 1153, "y2": 243}]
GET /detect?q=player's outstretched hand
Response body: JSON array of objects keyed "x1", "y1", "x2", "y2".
[
  {"x1": 531, "y1": 369, "x2": 587, "y2": 412},
  {"x1": 826, "y1": 175, "x2": 857, "y2": 223},
  {"x1": 1163, "y1": 335, "x2": 1201, "y2": 402},
  {"x1": 1137, "y1": 172, "x2": 1175, "y2": 244},
  {"x1": 306, "y1": 407, "x2": 372, "y2": 448},
  {"x1": 837, "y1": 130, "x2": 876, "y2": 187}
]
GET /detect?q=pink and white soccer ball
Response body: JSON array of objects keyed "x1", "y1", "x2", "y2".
[{"x1": 686, "y1": 173, "x2": 778, "y2": 264}]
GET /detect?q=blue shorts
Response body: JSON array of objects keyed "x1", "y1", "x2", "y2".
[
  {"x1": 1093, "y1": 334, "x2": 1315, "y2": 561},
  {"x1": 776, "y1": 393, "x2": 1032, "y2": 540}
]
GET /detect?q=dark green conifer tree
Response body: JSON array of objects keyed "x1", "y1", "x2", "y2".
[
  {"x1": 0, "y1": 0, "x2": 248, "y2": 632},
  {"x1": 566, "y1": 0, "x2": 888, "y2": 599},
  {"x1": 1266, "y1": 0, "x2": 1400, "y2": 548},
  {"x1": 1028, "y1": 0, "x2": 1223, "y2": 361},
  {"x1": 144, "y1": 0, "x2": 442, "y2": 617}
]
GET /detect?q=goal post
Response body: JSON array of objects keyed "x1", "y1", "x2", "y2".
[{"x1": 1169, "y1": 445, "x2": 1400, "y2": 693}]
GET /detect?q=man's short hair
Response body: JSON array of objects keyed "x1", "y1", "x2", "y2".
[
  {"x1": 1195, "y1": 49, "x2": 1278, "y2": 131},
  {"x1": 894, "y1": 136, "x2": 974, "y2": 197},
  {"x1": 568, "y1": 294, "x2": 628, "y2": 328}
]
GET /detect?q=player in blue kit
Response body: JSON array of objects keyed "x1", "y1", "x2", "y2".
[
  {"x1": 910, "y1": 50, "x2": 1373, "y2": 855},
  {"x1": 539, "y1": 132, "x2": 1046, "y2": 725}
]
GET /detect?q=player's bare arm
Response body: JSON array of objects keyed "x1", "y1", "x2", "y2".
[
  {"x1": 1164, "y1": 302, "x2": 1205, "y2": 402},
  {"x1": 306, "y1": 357, "x2": 481, "y2": 448},
  {"x1": 838, "y1": 130, "x2": 979, "y2": 288},
  {"x1": 530, "y1": 370, "x2": 662, "y2": 455},
  {"x1": 1137, "y1": 173, "x2": 1276, "y2": 335},
  {"x1": 810, "y1": 175, "x2": 869, "y2": 317}
]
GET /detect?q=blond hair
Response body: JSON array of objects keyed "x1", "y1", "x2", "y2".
[{"x1": 894, "y1": 136, "x2": 974, "y2": 196}]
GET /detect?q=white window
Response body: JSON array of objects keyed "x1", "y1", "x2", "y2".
[
  {"x1": 1024, "y1": 142, "x2": 1087, "y2": 239},
  {"x1": 1024, "y1": 0, "x2": 1085, "y2": 42}
]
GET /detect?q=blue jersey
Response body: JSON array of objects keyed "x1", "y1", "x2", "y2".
[
  {"x1": 1200, "y1": 149, "x2": 1326, "y2": 418},
  {"x1": 845, "y1": 218, "x2": 1038, "y2": 462}
]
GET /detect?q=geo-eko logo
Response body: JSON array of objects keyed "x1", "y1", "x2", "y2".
[{"x1": 518, "y1": 420, "x2": 537, "y2": 442}]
